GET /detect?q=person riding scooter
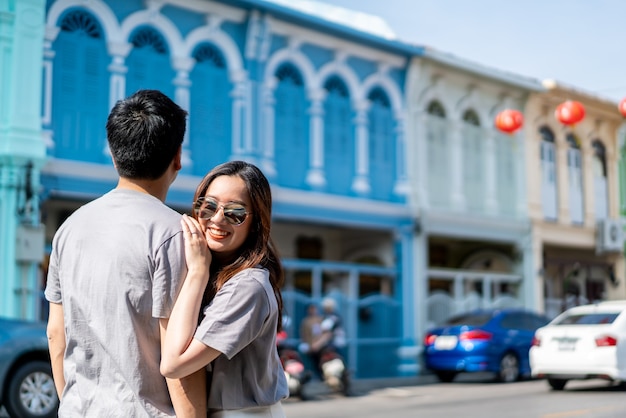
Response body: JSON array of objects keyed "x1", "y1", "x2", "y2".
[{"x1": 308, "y1": 298, "x2": 350, "y2": 395}]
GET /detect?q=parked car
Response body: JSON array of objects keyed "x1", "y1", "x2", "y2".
[
  {"x1": 0, "y1": 316, "x2": 59, "y2": 418},
  {"x1": 529, "y1": 300, "x2": 626, "y2": 391},
  {"x1": 423, "y1": 308, "x2": 550, "y2": 383}
]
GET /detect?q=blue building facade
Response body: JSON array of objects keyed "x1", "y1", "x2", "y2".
[{"x1": 29, "y1": 0, "x2": 422, "y2": 378}]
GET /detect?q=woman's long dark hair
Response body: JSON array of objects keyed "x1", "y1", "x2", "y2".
[{"x1": 192, "y1": 160, "x2": 284, "y2": 330}]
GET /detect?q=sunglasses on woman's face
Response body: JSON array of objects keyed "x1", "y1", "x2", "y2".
[{"x1": 193, "y1": 197, "x2": 250, "y2": 226}]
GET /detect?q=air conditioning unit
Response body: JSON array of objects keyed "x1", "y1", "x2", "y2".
[{"x1": 596, "y1": 219, "x2": 624, "y2": 253}]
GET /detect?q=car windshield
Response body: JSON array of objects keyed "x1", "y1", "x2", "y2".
[
  {"x1": 553, "y1": 312, "x2": 619, "y2": 325},
  {"x1": 445, "y1": 312, "x2": 492, "y2": 326}
]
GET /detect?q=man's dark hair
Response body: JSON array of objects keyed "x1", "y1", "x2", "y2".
[{"x1": 106, "y1": 90, "x2": 188, "y2": 179}]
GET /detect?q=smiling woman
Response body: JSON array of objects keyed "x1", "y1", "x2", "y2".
[{"x1": 161, "y1": 161, "x2": 289, "y2": 418}]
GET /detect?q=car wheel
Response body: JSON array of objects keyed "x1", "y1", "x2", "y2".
[
  {"x1": 548, "y1": 378, "x2": 568, "y2": 391},
  {"x1": 497, "y1": 353, "x2": 520, "y2": 383},
  {"x1": 5, "y1": 360, "x2": 59, "y2": 418},
  {"x1": 435, "y1": 371, "x2": 457, "y2": 383}
]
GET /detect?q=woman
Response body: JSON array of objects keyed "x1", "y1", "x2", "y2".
[{"x1": 161, "y1": 161, "x2": 288, "y2": 417}]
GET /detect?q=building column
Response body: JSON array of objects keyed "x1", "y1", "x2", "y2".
[
  {"x1": 484, "y1": 132, "x2": 498, "y2": 214},
  {"x1": 351, "y1": 101, "x2": 370, "y2": 194},
  {"x1": 105, "y1": 41, "x2": 131, "y2": 163},
  {"x1": 580, "y1": 138, "x2": 596, "y2": 228},
  {"x1": 260, "y1": 80, "x2": 277, "y2": 178},
  {"x1": 393, "y1": 111, "x2": 409, "y2": 196},
  {"x1": 555, "y1": 133, "x2": 571, "y2": 224},
  {"x1": 449, "y1": 121, "x2": 465, "y2": 210},
  {"x1": 0, "y1": 0, "x2": 47, "y2": 320},
  {"x1": 306, "y1": 89, "x2": 326, "y2": 188},
  {"x1": 415, "y1": 112, "x2": 429, "y2": 209},
  {"x1": 397, "y1": 224, "x2": 420, "y2": 376},
  {"x1": 230, "y1": 73, "x2": 249, "y2": 160},
  {"x1": 173, "y1": 57, "x2": 194, "y2": 173}
]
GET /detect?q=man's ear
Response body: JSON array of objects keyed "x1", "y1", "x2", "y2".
[{"x1": 173, "y1": 145, "x2": 182, "y2": 171}]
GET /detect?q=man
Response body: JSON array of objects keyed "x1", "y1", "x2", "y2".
[
  {"x1": 46, "y1": 90, "x2": 205, "y2": 417},
  {"x1": 298, "y1": 303, "x2": 323, "y2": 376}
]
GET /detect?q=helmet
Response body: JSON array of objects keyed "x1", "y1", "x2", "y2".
[{"x1": 321, "y1": 297, "x2": 337, "y2": 312}]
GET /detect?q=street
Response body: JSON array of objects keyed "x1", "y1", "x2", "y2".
[
  {"x1": 3, "y1": 376, "x2": 625, "y2": 417},
  {"x1": 283, "y1": 376, "x2": 626, "y2": 418}
]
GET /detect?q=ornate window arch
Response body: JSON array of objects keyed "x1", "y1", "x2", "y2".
[
  {"x1": 51, "y1": 9, "x2": 109, "y2": 162},
  {"x1": 126, "y1": 26, "x2": 175, "y2": 98},
  {"x1": 462, "y1": 109, "x2": 480, "y2": 126},
  {"x1": 189, "y1": 43, "x2": 231, "y2": 175},
  {"x1": 424, "y1": 100, "x2": 449, "y2": 206},
  {"x1": 566, "y1": 133, "x2": 584, "y2": 223},
  {"x1": 274, "y1": 63, "x2": 309, "y2": 189},
  {"x1": 462, "y1": 108, "x2": 483, "y2": 211},
  {"x1": 367, "y1": 87, "x2": 395, "y2": 200},
  {"x1": 323, "y1": 76, "x2": 354, "y2": 195},
  {"x1": 427, "y1": 100, "x2": 446, "y2": 118},
  {"x1": 592, "y1": 139, "x2": 609, "y2": 219},
  {"x1": 539, "y1": 126, "x2": 558, "y2": 220}
]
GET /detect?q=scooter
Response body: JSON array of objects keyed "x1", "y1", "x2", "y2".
[
  {"x1": 318, "y1": 346, "x2": 351, "y2": 396},
  {"x1": 277, "y1": 330, "x2": 311, "y2": 399}
]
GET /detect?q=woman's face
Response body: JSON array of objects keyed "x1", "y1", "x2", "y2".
[{"x1": 198, "y1": 175, "x2": 252, "y2": 260}]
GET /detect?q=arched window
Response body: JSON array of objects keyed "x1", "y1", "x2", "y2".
[
  {"x1": 323, "y1": 76, "x2": 354, "y2": 195},
  {"x1": 367, "y1": 88, "x2": 395, "y2": 200},
  {"x1": 425, "y1": 100, "x2": 449, "y2": 206},
  {"x1": 567, "y1": 134, "x2": 584, "y2": 224},
  {"x1": 189, "y1": 43, "x2": 231, "y2": 175},
  {"x1": 51, "y1": 9, "x2": 109, "y2": 162},
  {"x1": 462, "y1": 109, "x2": 480, "y2": 126},
  {"x1": 592, "y1": 140, "x2": 608, "y2": 219},
  {"x1": 539, "y1": 126, "x2": 558, "y2": 220},
  {"x1": 427, "y1": 100, "x2": 446, "y2": 118},
  {"x1": 274, "y1": 63, "x2": 309, "y2": 189},
  {"x1": 462, "y1": 108, "x2": 483, "y2": 212},
  {"x1": 126, "y1": 27, "x2": 175, "y2": 99}
]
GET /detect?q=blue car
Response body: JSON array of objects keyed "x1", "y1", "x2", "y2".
[
  {"x1": 0, "y1": 317, "x2": 59, "y2": 418},
  {"x1": 423, "y1": 308, "x2": 550, "y2": 383}
]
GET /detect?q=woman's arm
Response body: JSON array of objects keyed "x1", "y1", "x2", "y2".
[
  {"x1": 160, "y1": 318, "x2": 207, "y2": 417},
  {"x1": 161, "y1": 214, "x2": 221, "y2": 379}
]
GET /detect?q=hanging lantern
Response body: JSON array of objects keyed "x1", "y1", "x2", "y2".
[
  {"x1": 555, "y1": 100, "x2": 585, "y2": 126},
  {"x1": 495, "y1": 109, "x2": 524, "y2": 134},
  {"x1": 618, "y1": 98, "x2": 626, "y2": 118}
]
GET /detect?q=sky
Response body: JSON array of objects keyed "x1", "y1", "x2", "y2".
[{"x1": 313, "y1": 0, "x2": 625, "y2": 103}]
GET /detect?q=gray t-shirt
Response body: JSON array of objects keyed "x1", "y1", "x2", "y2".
[
  {"x1": 194, "y1": 268, "x2": 288, "y2": 411},
  {"x1": 45, "y1": 188, "x2": 186, "y2": 417}
]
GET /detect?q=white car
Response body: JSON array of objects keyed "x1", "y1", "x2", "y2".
[{"x1": 529, "y1": 300, "x2": 626, "y2": 390}]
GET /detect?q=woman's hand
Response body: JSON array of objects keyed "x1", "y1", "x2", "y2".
[
  {"x1": 161, "y1": 214, "x2": 217, "y2": 380},
  {"x1": 181, "y1": 214, "x2": 212, "y2": 276}
]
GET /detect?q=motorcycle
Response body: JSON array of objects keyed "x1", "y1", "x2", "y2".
[
  {"x1": 305, "y1": 307, "x2": 351, "y2": 397},
  {"x1": 277, "y1": 329, "x2": 311, "y2": 400},
  {"x1": 318, "y1": 346, "x2": 351, "y2": 396}
]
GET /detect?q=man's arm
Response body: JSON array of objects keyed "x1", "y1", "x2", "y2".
[
  {"x1": 160, "y1": 318, "x2": 207, "y2": 418},
  {"x1": 47, "y1": 302, "x2": 66, "y2": 399}
]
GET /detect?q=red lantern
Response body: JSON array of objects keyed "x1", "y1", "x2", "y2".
[
  {"x1": 618, "y1": 98, "x2": 626, "y2": 118},
  {"x1": 555, "y1": 100, "x2": 585, "y2": 126},
  {"x1": 495, "y1": 109, "x2": 524, "y2": 134}
]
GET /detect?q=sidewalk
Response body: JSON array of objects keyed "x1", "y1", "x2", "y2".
[
  {"x1": 292, "y1": 373, "x2": 438, "y2": 400},
  {"x1": 351, "y1": 374, "x2": 438, "y2": 393}
]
